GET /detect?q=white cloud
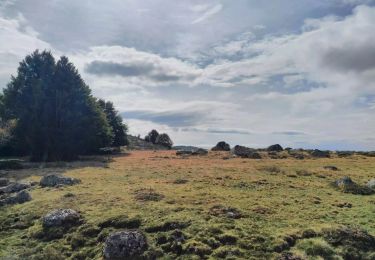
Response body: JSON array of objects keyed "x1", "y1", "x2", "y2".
[{"x1": 191, "y1": 3, "x2": 223, "y2": 24}]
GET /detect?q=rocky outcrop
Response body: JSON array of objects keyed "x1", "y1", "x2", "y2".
[
  {"x1": 103, "y1": 230, "x2": 147, "y2": 259},
  {"x1": 40, "y1": 175, "x2": 80, "y2": 187},
  {"x1": 176, "y1": 148, "x2": 208, "y2": 156},
  {"x1": 310, "y1": 149, "x2": 330, "y2": 158},
  {"x1": 267, "y1": 144, "x2": 283, "y2": 152},
  {"x1": 333, "y1": 177, "x2": 373, "y2": 195},
  {"x1": 0, "y1": 178, "x2": 9, "y2": 187},
  {"x1": 233, "y1": 145, "x2": 261, "y2": 159},
  {"x1": 0, "y1": 182, "x2": 30, "y2": 194},
  {"x1": 42, "y1": 209, "x2": 81, "y2": 228},
  {"x1": 212, "y1": 141, "x2": 230, "y2": 151},
  {"x1": 0, "y1": 190, "x2": 31, "y2": 206}
]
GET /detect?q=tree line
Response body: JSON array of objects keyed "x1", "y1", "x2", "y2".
[{"x1": 0, "y1": 50, "x2": 128, "y2": 161}]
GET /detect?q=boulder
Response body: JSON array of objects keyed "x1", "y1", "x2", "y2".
[
  {"x1": 40, "y1": 175, "x2": 80, "y2": 187},
  {"x1": 176, "y1": 148, "x2": 208, "y2": 156},
  {"x1": 0, "y1": 182, "x2": 30, "y2": 194},
  {"x1": 192, "y1": 148, "x2": 208, "y2": 156},
  {"x1": 0, "y1": 178, "x2": 9, "y2": 187},
  {"x1": 176, "y1": 150, "x2": 192, "y2": 156},
  {"x1": 42, "y1": 209, "x2": 81, "y2": 228},
  {"x1": 367, "y1": 179, "x2": 375, "y2": 190},
  {"x1": 0, "y1": 190, "x2": 31, "y2": 206},
  {"x1": 267, "y1": 144, "x2": 283, "y2": 152},
  {"x1": 233, "y1": 145, "x2": 261, "y2": 159},
  {"x1": 335, "y1": 176, "x2": 354, "y2": 187},
  {"x1": 334, "y1": 177, "x2": 373, "y2": 195},
  {"x1": 212, "y1": 141, "x2": 231, "y2": 151},
  {"x1": 310, "y1": 149, "x2": 330, "y2": 158},
  {"x1": 103, "y1": 230, "x2": 147, "y2": 259}
]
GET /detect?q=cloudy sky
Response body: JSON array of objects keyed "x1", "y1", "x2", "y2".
[{"x1": 1, "y1": 0, "x2": 375, "y2": 150}]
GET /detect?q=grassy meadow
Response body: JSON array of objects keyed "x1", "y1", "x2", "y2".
[{"x1": 0, "y1": 150, "x2": 374, "y2": 259}]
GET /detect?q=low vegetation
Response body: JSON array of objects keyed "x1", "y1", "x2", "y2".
[{"x1": 0, "y1": 150, "x2": 374, "y2": 259}]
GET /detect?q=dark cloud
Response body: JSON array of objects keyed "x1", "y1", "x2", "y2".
[
  {"x1": 122, "y1": 110, "x2": 208, "y2": 127},
  {"x1": 179, "y1": 127, "x2": 253, "y2": 135},
  {"x1": 85, "y1": 60, "x2": 188, "y2": 82},
  {"x1": 85, "y1": 61, "x2": 153, "y2": 77},
  {"x1": 272, "y1": 131, "x2": 306, "y2": 136},
  {"x1": 322, "y1": 45, "x2": 375, "y2": 72}
]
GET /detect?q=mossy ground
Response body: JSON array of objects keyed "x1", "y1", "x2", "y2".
[{"x1": 0, "y1": 151, "x2": 374, "y2": 259}]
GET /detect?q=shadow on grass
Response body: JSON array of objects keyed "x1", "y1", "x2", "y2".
[{"x1": 0, "y1": 152, "x2": 131, "y2": 181}]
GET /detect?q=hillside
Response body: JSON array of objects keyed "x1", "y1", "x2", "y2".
[{"x1": 0, "y1": 150, "x2": 374, "y2": 259}]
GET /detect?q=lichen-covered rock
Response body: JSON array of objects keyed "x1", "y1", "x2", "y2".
[
  {"x1": 0, "y1": 190, "x2": 31, "y2": 206},
  {"x1": 0, "y1": 178, "x2": 9, "y2": 187},
  {"x1": 335, "y1": 176, "x2": 354, "y2": 187},
  {"x1": 212, "y1": 141, "x2": 231, "y2": 151},
  {"x1": 367, "y1": 179, "x2": 375, "y2": 190},
  {"x1": 267, "y1": 144, "x2": 283, "y2": 152},
  {"x1": 334, "y1": 177, "x2": 373, "y2": 195},
  {"x1": 0, "y1": 182, "x2": 30, "y2": 194},
  {"x1": 103, "y1": 230, "x2": 147, "y2": 259},
  {"x1": 40, "y1": 175, "x2": 80, "y2": 187},
  {"x1": 42, "y1": 209, "x2": 81, "y2": 228},
  {"x1": 233, "y1": 145, "x2": 261, "y2": 159}
]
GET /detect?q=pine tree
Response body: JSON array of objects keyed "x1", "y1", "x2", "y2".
[
  {"x1": 98, "y1": 99, "x2": 128, "y2": 147},
  {"x1": 1, "y1": 50, "x2": 113, "y2": 161}
]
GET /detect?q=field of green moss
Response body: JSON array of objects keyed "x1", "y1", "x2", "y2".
[{"x1": 0, "y1": 151, "x2": 374, "y2": 259}]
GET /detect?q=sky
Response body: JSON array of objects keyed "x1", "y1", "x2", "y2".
[{"x1": 0, "y1": 0, "x2": 375, "y2": 150}]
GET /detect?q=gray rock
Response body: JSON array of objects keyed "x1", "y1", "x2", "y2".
[
  {"x1": 267, "y1": 144, "x2": 283, "y2": 152},
  {"x1": 367, "y1": 179, "x2": 375, "y2": 189},
  {"x1": 176, "y1": 150, "x2": 193, "y2": 156},
  {"x1": 176, "y1": 148, "x2": 208, "y2": 156},
  {"x1": 0, "y1": 182, "x2": 30, "y2": 194},
  {"x1": 0, "y1": 178, "x2": 9, "y2": 187},
  {"x1": 233, "y1": 145, "x2": 261, "y2": 159},
  {"x1": 42, "y1": 209, "x2": 81, "y2": 228},
  {"x1": 0, "y1": 190, "x2": 31, "y2": 206},
  {"x1": 335, "y1": 176, "x2": 354, "y2": 187},
  {"x1": 192, "y1": 148, "x2": 208, "y2": 156},
  {"x1": 40, "y1": 175, "x2": 80, "y2": 187},
  {"x1": 324, "y1": 166, "x2": 339, "y2": 171},
  {"x1": 310, "y1": 149, "x2": 330, "y2": 158},
  {"x1": 103, "y1": 230, "x2": 147, "y2": 259},
  {"x1": 212, "y1": 141, "x2": 231, "y2": 151}
]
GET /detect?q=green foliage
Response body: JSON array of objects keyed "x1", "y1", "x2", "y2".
[
  {"x1": 155, "y1": 133, "x2": 173, "y2": 149},
  {"x1": 145, "y1": 129, "x2": 159, "y2": 144},
  {"x1": 98, "y1": 99, "x2": 128, "y2": 147},
  {"x1": 295, "y1": 238, "x2": 338, "y2": 259},
  {"x1": 0, "y1": 50, "x2": 114, "y2": 161}
]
